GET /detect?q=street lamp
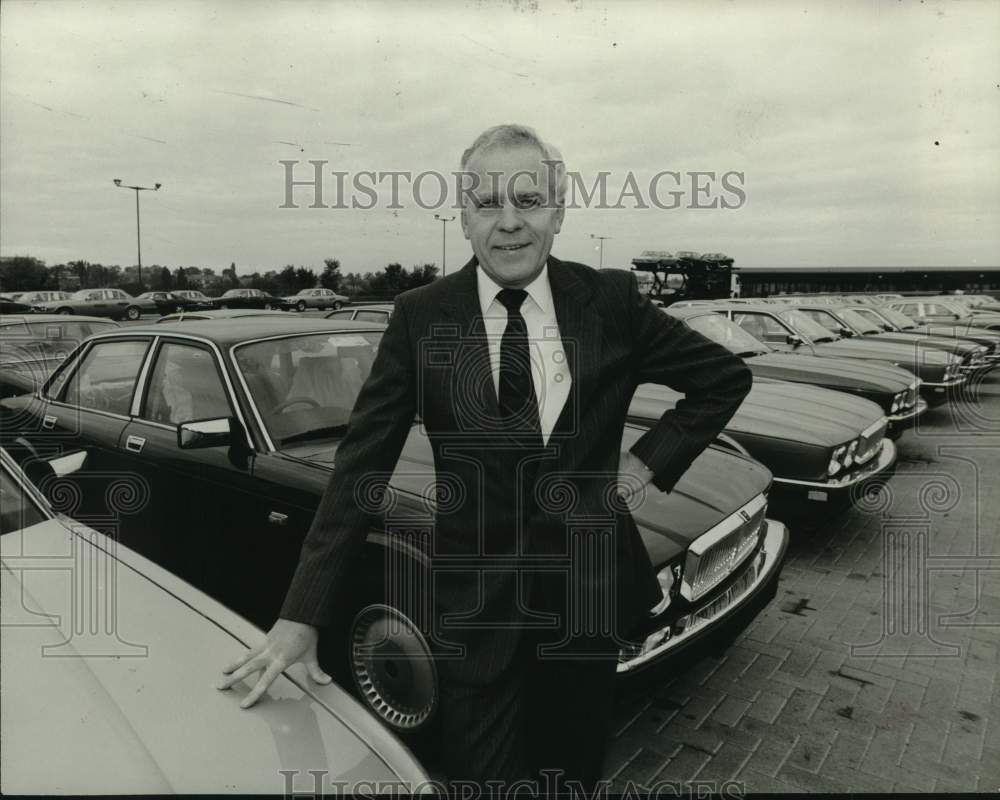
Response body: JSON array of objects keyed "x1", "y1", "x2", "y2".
[
  {"x1": 434, "y1": 214, "x2": 455, "y2": 277},
  {"x1": 590, "y1": 234, "x2": 611, "y2": 268},
  {"x1": 113, "y1": 178, "x2": 162, "y2": 288}
]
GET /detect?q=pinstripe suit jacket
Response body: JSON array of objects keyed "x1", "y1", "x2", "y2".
[{"x1": 280, "y1": 256, "x2": 752, "y2": 683}]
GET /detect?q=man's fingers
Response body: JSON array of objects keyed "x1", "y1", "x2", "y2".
[
  {"x1": 221, "y1": 644, "x2": 262, "y2": 675},
  {"x1": 217, "y1": 656, "x2": 264, "y2": 690},
  {"x1": 305, "y1": 658, "x2": 332, "y2": 685},
  {"x1": 240, "y1": 662, "x2": 285, "y2": 709}
]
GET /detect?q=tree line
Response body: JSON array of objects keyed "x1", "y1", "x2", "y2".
[{"x1": 0, "y1": 256, "x2": 439, "y2": 299}]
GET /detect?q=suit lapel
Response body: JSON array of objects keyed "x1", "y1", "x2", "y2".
[{"x1": 547, "y1": 256, "x2": 601, "y2": 438}]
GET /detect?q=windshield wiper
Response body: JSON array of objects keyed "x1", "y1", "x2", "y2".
[
  {"x1": 734, "y1": 350, "x2": 764, "y2": 358},
  {"x1": 280, "y1": 425, "x2": 349, "y2": 445},
  {"x1": 813, "y1": 336, "x2": 837, "y2": 343}
]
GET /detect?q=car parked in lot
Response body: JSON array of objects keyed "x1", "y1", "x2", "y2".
[
  {"x1": 710, "y1": 303, "x2": 964, "y2": 404},
  {"x1": 172, "y1": 289, "x2": 215, "y2": 305},
  {"x1": 886, "y1": 297, "x2": 1000, "y2": 332},
  {"x1": 0, "y1": 295, "x2": 35, "y2": 314},
  {"x1": 791, "y1": 303, "x2": 991, "y2": 374},
  {"x1": 32, "y1": 288, "x2": 148, "y2": 321},
  {"x1": 137, "y1": 290, "x2": 215, "y2": 314},
  {"x1": 665, "y1": 306, "x2": 924, "y2": 435},
  {"x1": 0, "y1": 448, "x2": 429, "y2": 794},
  {"x1": 1, "y1": 317, "x2": 788, "y2": 738},
  {"x1": 284, "y1": 287, "x2": 350, "y2": 312},
  {"x1": 214, "y1": 288, "x2": 288, "y2": 310},
  {"x1": 630, "y1": 379, "x2": 894, "y2": 507},
  {"x1": 857, "y1": 303, "x2": 1000, "y2": 355},
  {"x1": 0, "y1": 314, "x2": 119, "y2": 400},
  {"x1": 325, "y1": 303, "x2": 395, "y2": 324},
  {"x1": 9, "y1": 290, "x2": 72, "y2": 306}
]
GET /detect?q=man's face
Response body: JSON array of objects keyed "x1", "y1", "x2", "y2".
[{"x1": 461, "y1": 144, "x2": 565, "y2": 289}]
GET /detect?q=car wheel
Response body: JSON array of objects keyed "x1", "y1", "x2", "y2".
[
  {"x1": 220, "y1": 303, "x2": 229, "y2": 310},
  {"x1": 56, "y1": 307, "x2": 73, "y2": 315},
  {"x1": 124, "y1": 306, "x2": 141, "y2": 321},
  {"x1": 331, "y1": 301, "x2": 342, "y2": 310},
  {"x1": 264, "y1": 303, "x2": 274, "y2": 310},
  {"x1": 296, "y1": 301, "x2": 307, "y2": 312}
]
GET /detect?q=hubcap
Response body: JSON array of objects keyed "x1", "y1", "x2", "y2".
[{"x1": 350, "y1": 604, "x2": 437, "y2": 731}]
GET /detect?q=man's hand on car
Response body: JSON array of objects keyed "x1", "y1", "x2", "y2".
[{"x1": 217, "y1": 618, "x2": 330, "y2": 708}]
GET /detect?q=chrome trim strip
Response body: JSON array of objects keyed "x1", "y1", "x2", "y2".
[
  {"x1": 687, "y1": 493, "x2": 767, "y2": 557},
  {"x1": 888, "y1": 398, "x2": 927, "y2": 423},
  {"x1": 920, "y1": 376, "x2": 967, "y2": 388},
  {"x1": 129, "y1": 335, "x2": 161, "y2": 416},
  {"x1": 617, "y1": 519, "x2": 787, "y2": 672},
  {"x1": 775, "y1": 438, "x2": 895, "y2": 489}
]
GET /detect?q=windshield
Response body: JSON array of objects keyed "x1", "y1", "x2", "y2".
[
  {"x1": 684, "y1": 312, "x2": 769, "y2": 356},
  {"x1": 235, "y1": 331, "x2": 382, "y2": 446},
  {"x1": 935, "y1": 299, "x2": 968, "y2": 316},
  {"x1": 839, "y1": 308, "x2": 881, "y2": 334},
  {"x1": 779, "y1": 309, "x2": 839, "y2": 342},
  {"x1": 852, "y1": 308, "x2": 893, "y2": 330},
  {"x1": 880, "y1": 306, "x2": 917, "y2": 329}
]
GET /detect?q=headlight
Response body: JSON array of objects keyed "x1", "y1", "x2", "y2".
[
  {"x1": 891, "y1": 392, "x2": 902, "y2": 412},
  {"x1": 649, "y1": 563, "x2": 678, "y2": 616},
  {"x1": 828, "y1": 444, "x2": 848, "y2": 476},
  {"x1": 843, "y1": 440, "x2": 859, "y2": 468}
]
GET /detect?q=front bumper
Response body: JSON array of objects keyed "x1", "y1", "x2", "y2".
[
  {"x1": 617, "y1": 519, "x2": 788, "y2": 676},
  {"x1": 772, "y1": 437, "x2": 896, "y2": 495},
  {"x1": 920, "y1": 375, "x2": 966, "y2": 389},
  {"x1": 888, "y1": 398, "x2": 928, "y2": 430}
]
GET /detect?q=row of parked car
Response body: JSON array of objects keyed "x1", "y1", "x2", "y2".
[
  {"x1": 0, "y1": 286, "x2": 352, "y2": 320},
  {"x1": 0, "y1": 290, "x2": 996, "y2": 791}
]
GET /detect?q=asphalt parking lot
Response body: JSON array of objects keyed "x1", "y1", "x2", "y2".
[{"x1": 605, "y1": 371, "x2": 1000, "y2": 793}]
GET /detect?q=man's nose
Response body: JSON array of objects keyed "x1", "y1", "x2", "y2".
[{"x1": 498, "y1": 202, "x2": 523, "y2": 231}]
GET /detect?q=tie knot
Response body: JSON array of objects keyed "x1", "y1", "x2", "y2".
[{"x1": 497, "y1": 288, "x2": 529, "y2": 314}]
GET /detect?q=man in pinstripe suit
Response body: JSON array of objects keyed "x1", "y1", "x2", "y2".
[{"x1": 220, "y1": 124, "x2": 752, "y2": 790}]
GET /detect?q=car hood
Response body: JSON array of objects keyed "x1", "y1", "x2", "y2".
[
  {"x1": 747, "y1": 351, "x2": 913, "y2": 393},
  {"x1": 912, "y1": 324, "x2": 1000, "y2": 345},
  {"x1": 631, "y1": 380, "x2": 884, "y2": 448},
  {"x1": 872, "y1": 332, "x2": 979, "y2": 356},
  {"x1": 283, "y1": 425, "x2": 771, "y2": 570},
  {"x1": 815, "y1": 337, "x2": 953, "y2": 365},
  {"x1": 0, "y1": 518, "x2": 427, "y2": 794}
]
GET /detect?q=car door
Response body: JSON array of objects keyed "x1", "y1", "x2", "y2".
[{"x1": 23, "y1": 337, "x2": 151, "y2": 522}]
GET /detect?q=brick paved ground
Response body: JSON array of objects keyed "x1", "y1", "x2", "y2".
[{"x1": 605, "y1": 370, "x2": 1000, "y2": 793}]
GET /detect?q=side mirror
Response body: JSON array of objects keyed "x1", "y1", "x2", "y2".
[
  {"x1": 178, "y1": 417, "x2": 232, "y2": 449},
  {"x1": 839, "y1": 327, "x2": 855, "y2": 338},
  {"x1": 785, "y1": 334, "x2": 804, "y2": 348}
]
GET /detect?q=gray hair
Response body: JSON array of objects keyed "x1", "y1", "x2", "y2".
[{"x1": 460, "y1": 123, "x2": 567, "y2": 205}]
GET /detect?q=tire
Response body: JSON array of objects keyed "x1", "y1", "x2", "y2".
[
  {"x1": 263, "y1": 303, "x2": 274, "y2": 310},
  {"x1": 296, "y1": 301, "x2": 307, "y2": 312},
  {"x1": 331, "y1": 301, "x2": 342, "y2": 311},
  {"x1": 125, "y1": 306, "x2": 141, "y2": 321},
  {"x1": 56, "y1": 307, "x2": 73, "y2": 315},
  {"x1": 322, "y1": 569, "x2": 439, "y2": 756},
  {"x1": 220, "y1": 303, "x2": 229, "y2": 310}
]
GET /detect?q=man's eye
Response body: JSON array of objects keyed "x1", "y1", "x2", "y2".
[
  {"x1": 476, "y1": 198, "x2": 501, "y2": 210},
  {"x1": 513, "y1": 196, "x2": 541, "y2": 210}
]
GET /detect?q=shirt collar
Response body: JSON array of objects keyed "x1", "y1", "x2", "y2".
[{"x1": 476, "y1": 263, "x2": 553, "y2": 316}]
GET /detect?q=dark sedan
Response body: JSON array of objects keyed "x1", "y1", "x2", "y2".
[
  {"x1": 859, "y1": 304, "x2": 1000, "y2": 355},
  {"x1": 795, "y1": 303, "x2": 992, "y2": 374},
  {"x1": 630, "y1": 379, "x2": 894, "y2": 508},
  {"x1": 214, "y1": 288, "x2": 288, "y2": 310},
  {"x1": 1, "y1": 317, "x2": 787, "y2": 740},
  {"x1": 137, "y1": 290, "x2": 215, "y2": 314},
  {"x1": 887, "y1": 297, "x2": 1000, "y2": 332},
  {"x1": 665, "y1": 307, "x2": 924, "y2": 435},
  {"x1": 0, "y1": 295, "x2": 35, "y2": 314},
  {"x1": 712, "y1": 303, "x2": 963, "y2": 404}
]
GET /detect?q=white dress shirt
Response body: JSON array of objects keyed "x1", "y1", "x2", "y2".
[{"x1": 476, "y1": 265, "x2": 572, "y2": 445}]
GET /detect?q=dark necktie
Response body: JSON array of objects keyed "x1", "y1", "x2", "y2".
[{"x1": 497, "y1": 288, "x2": 542, "y2": 446}]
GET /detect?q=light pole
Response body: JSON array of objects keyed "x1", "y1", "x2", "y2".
[
  {"x1": 590, "y1": 234, "x2": 611, "y2": 268},
  {"x1": 434, "y1": 214, "x2": 455, "y2": 277},
  {"x1": 113, "y1": 179, "x2": 162, "y2": 288}
]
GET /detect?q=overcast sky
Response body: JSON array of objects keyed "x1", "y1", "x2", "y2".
[{"x1": 2, "y1": 0, "x2": 998, "y2": 275}]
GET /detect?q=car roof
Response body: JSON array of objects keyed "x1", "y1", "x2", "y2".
[
  {"x1": 349, "y1": 303, "x2": 394, "y2": 312},
  {"x1": 157, "y1": 309, "x2": 287, "y2": 321},
  {"x1": 0, "y1": 313, "x2": 118, "y2": 326},
  {"x1": 96, "y1": 316, "x2": 383, "y2": 345}
]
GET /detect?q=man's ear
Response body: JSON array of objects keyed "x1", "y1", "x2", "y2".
[{"x1": 460, "y1": 207, "x2": 471, "y2": 239}]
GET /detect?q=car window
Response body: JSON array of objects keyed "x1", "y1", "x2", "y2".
[
  {"x1": 55, "y1": 340, "x2": 148, "y2": 415},
  {"x1": 141, "y1": 343, "x2": 231, "y2": 425},
  {"x1": 683, "y1": 312, "x2": 768, "y2": 355},
  {"x1": 732, "y1": 312, "x2": 791, "y2": 345},
  {"x1": 796, "y1": 308, "x2": 840, "y2": 333},
  {"x1": 895, "y1": 303, "x2": 921, "y2": 316},
  {"x1": 355, "y1": 311, "x2": 389, "y2": 323},
  {"x1": 327, "y1": 310, "x2": 355, "y2": 320},
  {"x1": 0, "y1": 466, "x2": 47, "y2": 535},
  {"x1": 235, "y1": 331, "x2": 382, "y2": 444}
]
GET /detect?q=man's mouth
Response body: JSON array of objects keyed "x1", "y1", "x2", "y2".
[{"x1": 494, "y1": 243, "x2": 530, "y2": 252}]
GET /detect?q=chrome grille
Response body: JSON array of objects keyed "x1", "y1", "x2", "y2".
[
  {"x1": 681, "y1": 493, "x2": 766, "y2": 602},
  {"x1": 855, "y1": 418, "x2": 888, "y2": 465}
]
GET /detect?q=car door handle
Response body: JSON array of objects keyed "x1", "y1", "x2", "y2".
[
  {"x1": 124, "y1": 435, "x2": 146, "y2": 454},
  {"x1": 268, "y1": 511, "x2": 288, "y2": 526},
  {"x1": 42, "y1": 414, "x2": 57, "y2": 430}
]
